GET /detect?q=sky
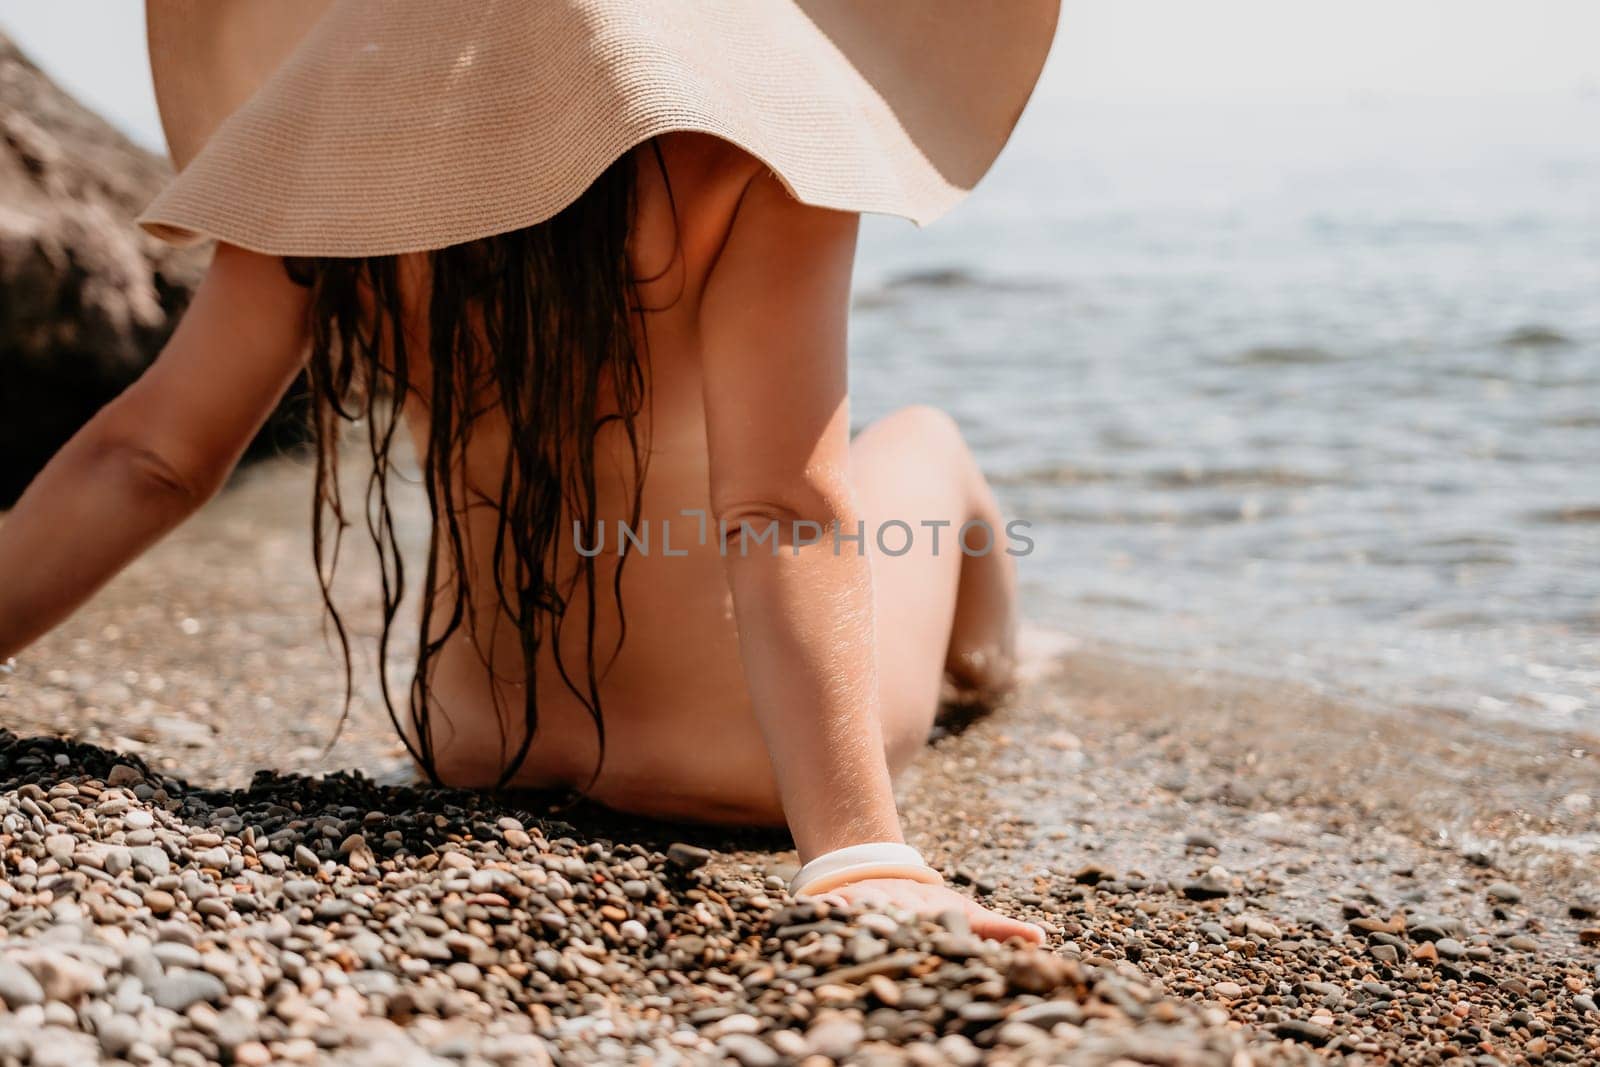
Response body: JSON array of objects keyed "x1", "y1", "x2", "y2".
[{"x1": 3, "y1": 1, "x2": 1598, "y2": 155}]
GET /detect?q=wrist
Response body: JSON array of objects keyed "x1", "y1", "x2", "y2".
[{"x1": 790, "y1": 841, "x2": 943, "y2": 896}]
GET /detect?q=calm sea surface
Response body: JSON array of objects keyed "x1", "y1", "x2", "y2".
[{"x1": 852, "y1": 92, "x2": 1600, "y2": 726}]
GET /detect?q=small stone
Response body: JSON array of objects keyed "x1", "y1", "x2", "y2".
[
  {"x1": 1213, "y1": 980, "x2": 1244, "y2": 999},
  {"x1": 1486, "y1": 881, "x2": 1522, "y2": 904},
  {"x1": 1073, "y1": 863, "x2": 1114, "y2": 884},
  {"x1": 156, "y1": 921, "x2": 197, "y2": 946},
  {"x1": 1273, "y1": 1020, "x2": 1332, "y2": 1046},
  {"x1": 0, "y1": 961, "x2": 45, "y2": 1008},
  {"x1": 151, "y1": 970, "x2": 227, "y2": 1012},
  {"x1": 865, "y1": 972, "x2": 900, "y2": 1006},
  {"x1": 143, "y1": 889, "x2": 176, "y2": 916},
  {"x1": 197, "y1": 847, "x2": 231, "y2": 870},
  {"x1": 233, "y1": 1042, "x2": 272, "y2": 1067},
  {"x1": 804, "y1": 1014, "x2": 864, "y2": 1059},
  {"x1": 25, "y1": 953, "x2": 104, "y2": 1003},
  {"x1": 996, "y1": 1021, "x2": 1049, "y2": 1047},
  {"x1": 718, "y1": 1034, "x2": 778, "y2": 1067},
  {"x1": 1006, "y1": 950, "x2": 1071, "y2": 994},
  {"x1": 96, "y1": 1016, "x2": 140, "y2": 1058},
  {"x1": 667, "y1": 843, "x2": 711, "y2": 870},
  {"x1": 1182, "y1": 874, "x2": 1231, "y2": 900},
  {"x1": 107, "y1": 764, "x2": 144, "y2": 787},
  {"x1": 152, "y1": 943, "x2": 202, "y2": 970},
  {"x1": 313, "y1": 899, "x2": 354, "y2": 921},
  {"x1": 1011, "y1": 1000, "x2": 1083, "y2": 1028},
  {"x1": 936, "y1": 1035, "x2": 982, "y2": 1067},
  {"x1": 705, "y1": 1014, "x2": 761, "y2": 1039},
  {"x1": 130, "y1": 846, "x2": 170, "y2": 876},
  {"x1": 445, "y1": 962, "x2": 481, "y2": 990}
]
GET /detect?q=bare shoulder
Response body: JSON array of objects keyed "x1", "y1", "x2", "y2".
[
  {"x1": 648, "y1": 132, "x2": 765, "y2": 202},
  {"x1": 629, "y1": 134, "x2": 764, "y2": 283}
]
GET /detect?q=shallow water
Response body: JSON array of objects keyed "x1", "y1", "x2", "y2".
[{"x1": 852, "y1": 92, "x2": 1600, "y2": 726}]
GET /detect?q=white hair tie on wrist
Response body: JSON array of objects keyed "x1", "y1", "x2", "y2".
[{"x1": 789, "y1": 842, "x2": 944, "y2": 897}]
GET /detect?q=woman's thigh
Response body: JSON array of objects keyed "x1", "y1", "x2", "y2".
[{"x1": 851, "y1": 405, "x2": 979, "y2": 774}]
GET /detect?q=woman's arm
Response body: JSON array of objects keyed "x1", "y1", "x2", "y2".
[
  {"x1": 0, "y1": 244, "x2": 310, "y2": 660},
  {"x1": 698, "y1": 173, "x2": 1041, "y2": 942},
  {"x1": 699, "y1": 174, "x2": 896, "y2": 858}
]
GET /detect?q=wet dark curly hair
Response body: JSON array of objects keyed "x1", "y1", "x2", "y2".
[{"x1": 285, "y1": 145, "x2": 674, "y2": 789}]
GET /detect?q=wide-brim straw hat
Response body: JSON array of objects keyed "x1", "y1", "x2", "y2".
[{"x1": 138, "y1": 0, "x2": 1059, "y2": 257}]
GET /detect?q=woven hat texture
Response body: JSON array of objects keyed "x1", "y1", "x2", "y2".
[{"x1": 139, "y1": 0, "x2": 1059, "y2": 256}]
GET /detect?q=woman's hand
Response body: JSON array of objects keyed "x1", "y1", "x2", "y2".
[{"x1": 819, "y1": 878, "x2": 1046, "y2": 945}]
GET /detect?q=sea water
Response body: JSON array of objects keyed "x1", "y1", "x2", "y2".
[{"x1": 852, "y1": 91, "x2": 1600, "y2": 727}]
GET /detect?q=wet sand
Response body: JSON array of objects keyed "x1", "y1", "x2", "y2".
[{"x1": 2, "y1": 457, "x2": 1598, "y2": 1064}]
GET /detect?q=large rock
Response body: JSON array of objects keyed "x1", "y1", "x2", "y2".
[{"x1": 0, "y1": 32, "x2": 301, "y2": 505}]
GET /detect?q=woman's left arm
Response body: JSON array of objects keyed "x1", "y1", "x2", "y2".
[{"x1": 0, "y1": 244, "x2": 310, "y2": 660}]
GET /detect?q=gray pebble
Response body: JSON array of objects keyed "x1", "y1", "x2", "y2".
[
  {"x1": 666, "y1": 843, "x2": 711, "y2": 870},
  {"x1": 284, "y1": 879, "x2": 321, "y2": 902},
  {"x1": 130, "y1": 846, "x2": 170, "y2": 876},
  {"x1": 1486, "y1": 881, "x2": 1522, "y2": 904},
  {"x1": 805, "y1": 1016, "x2": 864, "y2": 1059},
  {"x1": 1182, "y1": 874, "x2": 1230, "y2": 900},
  {"x1": 96, "y1": 1015, "x2": 141, "y2": 1058},
  {"x1": 719, "y1": 1033, "x2": 778, "y2": 1067},
  {"x1": 198, "y1": 846, "x2": 231, "y2": 869},
  {"x1": 151, "y1": 969, "x2": 227, "y2": 1012},
  {"x1": 0, "y1": 961, "x2": 45, "y2": 1008},
  {"x1": 1273, "y1": 1020, "x2": 1332, "y2": 1046},
  {"x1": 152, "y1": 942, "x2": 203, "y2": 970}
]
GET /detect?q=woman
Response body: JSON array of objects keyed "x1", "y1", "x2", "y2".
[{"x1": 0, "y1": 1, "x2": 1057, "y2": 942}]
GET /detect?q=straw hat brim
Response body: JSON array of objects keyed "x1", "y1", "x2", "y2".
[{"x1": 138, "y1": 0, "x2": 1059, "y2": 257}]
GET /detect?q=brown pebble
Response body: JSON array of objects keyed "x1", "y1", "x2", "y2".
[
  {"x1": 1006, "y1": 949, "x2": 1073, "y2": 994},
  {"x1": 233, "y1": 1042, "x2": 272, "y2": 1067},
  {"x1": 866, "y1": 972, "x2": 901, "y2": 1006}
]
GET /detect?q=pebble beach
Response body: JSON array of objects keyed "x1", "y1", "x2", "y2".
[
  {"x1": 4, "y1": 8, "x2": 1600, "y2": 1064},
  {"x1": 2, "y1": 459, "x2": 1598, "y2": 1065}
]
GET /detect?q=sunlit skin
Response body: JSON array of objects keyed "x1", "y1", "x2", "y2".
[{"x1": 0, "y1": 134, "x2": 1037, "y2": 943}]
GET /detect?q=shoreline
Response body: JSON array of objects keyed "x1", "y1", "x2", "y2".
[{"x1": 2, "y1": 461, "x2": 1598, "y2": 1062}]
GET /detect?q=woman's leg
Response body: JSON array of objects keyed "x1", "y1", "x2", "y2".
[{"x1": 850, "y1": 406, "x2": 1019, "y2": 777}]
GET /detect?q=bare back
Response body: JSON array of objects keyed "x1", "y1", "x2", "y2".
[{"x1": 399, "y1": 134, "x2": 776, "y2": 814}]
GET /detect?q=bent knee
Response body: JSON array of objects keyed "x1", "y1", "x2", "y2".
[
  {"x1": 876, "y1": 403, "x2": 964, "y2": 444},
  {"x1": 858, "y1": 405, "x2": 975, "y2": 469}
]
